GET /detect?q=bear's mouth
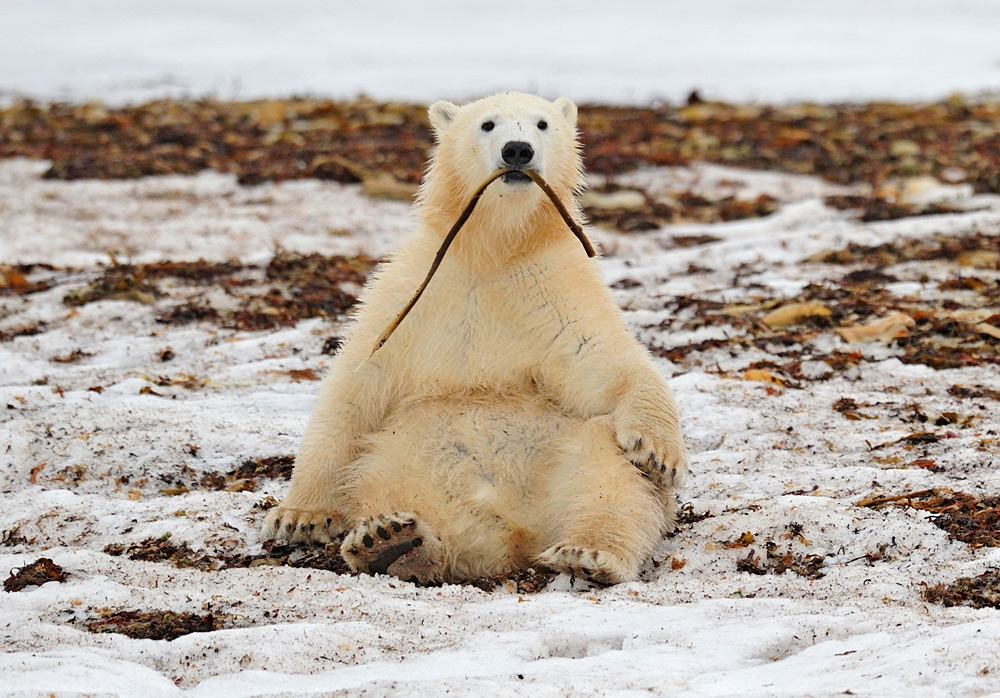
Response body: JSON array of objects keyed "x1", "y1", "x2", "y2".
[{"x1": 501, "y1": 170, "x2": 533, "y2": 185}]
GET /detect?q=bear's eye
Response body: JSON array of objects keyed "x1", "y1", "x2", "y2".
[
  {"x1": 537, "y1": 120, "x2": 548, "y2": 131},
  {"x1": 481, "y1": 121, "x2": 495, "y2": 132}
]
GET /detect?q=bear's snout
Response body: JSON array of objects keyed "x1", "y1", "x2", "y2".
[{"x1": 501, "y1": 141, "x2": 534, "y2": 169}]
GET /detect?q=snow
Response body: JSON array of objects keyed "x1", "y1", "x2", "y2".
[
  {"x1": 2, "y1": 156, "x2": 1000, "y2": 696},
  {"x1": 2, "y1": 0, "x2": 999, "y2": 106}
]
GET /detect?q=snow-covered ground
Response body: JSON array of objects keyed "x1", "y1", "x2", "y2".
[
  {"x1": 2, "y1": 157, "x2": 1000, "y2": 696},
  {"x1": 2, "y1": 0, "x2": 999, "y2": 105},
  {"x1": 3, "y1": 3, "x2": 1000, "y2": 694}
]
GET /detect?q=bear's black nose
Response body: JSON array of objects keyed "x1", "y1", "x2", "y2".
[{"x1": 501, "y1": 141, "x2": 534, "y2": 168}]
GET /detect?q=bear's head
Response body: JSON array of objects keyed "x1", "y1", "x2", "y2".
[{"x1": 419, "y1": 92, "x2": 584, "y2": 252}]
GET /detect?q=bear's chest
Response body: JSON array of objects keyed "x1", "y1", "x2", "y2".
[{"x1": 398, "y1": 260, "x2": 577, "y2": 393}]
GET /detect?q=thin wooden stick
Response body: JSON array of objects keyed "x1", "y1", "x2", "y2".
[
  {"x1": 370, "y1": 169, "x2": 595, "y2": 356},
  {"x1": 524, "y1": 170, "x2": 596, "y2": 258}
]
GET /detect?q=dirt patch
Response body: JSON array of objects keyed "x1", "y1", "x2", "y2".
[{"x1": 3, "y1": 558, "x2": 68, "y2": 592}]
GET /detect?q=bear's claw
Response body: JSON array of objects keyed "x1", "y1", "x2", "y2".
[
  {"x1": 261, "y1": 507, "x2": 345, "y2": 545},
  {"x1": 537, "y1": 545, "x2": 632, "y2": 585},
  {"x1": 616, "y1": 426, "x2": 688, "y2": 489},
  {"x1": 341, "y1": 513, "x2": 445, "y2": 584}
]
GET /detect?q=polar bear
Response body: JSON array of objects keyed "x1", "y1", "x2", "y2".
[{"x1": 261, "y1": 92, "x2": 688, "y2": 584}]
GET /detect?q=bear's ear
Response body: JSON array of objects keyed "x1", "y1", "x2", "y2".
[
  {"x1": 553, "y1": 97, "x2": 578, "y2": 126},
  {"x1": 428, "y1": 100, "x2": 460, "y2": 136}
]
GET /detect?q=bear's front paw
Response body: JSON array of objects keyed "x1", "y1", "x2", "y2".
[
  {"x1": 537, "y1": 545, "x2": 633, "y2": 585},
  {"x1": 261, "y1": 507, "x2": 346, "y2": 545},
  {"x1": 615, "y1": 420, "x2": 688, "y2": 489}
]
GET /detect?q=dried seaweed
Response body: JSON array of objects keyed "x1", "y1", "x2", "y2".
[
  {"x1": 64, "y1": 263, "x2": 159, "y2": 306},
  {"x1": 0, "y1": 322, "x2": 46, "y2": 343},
  {"x1": 104, "y1": 534, "x2": 216, "y2": 571},
  {"x1": 4, "y1": 98, "x2": 1000, "y2": 194},
  {"x1": 57, "y1": 251, "x2": 375, "y2": 331},
  {"x1": 219, "y1": 540, "x2": 351, "y2": 575},
  {"x1": 736, "y1": 543, "x2": 826, "y2": 579},
  {"x1": 583, "y1": 183, "x2": 777, "y2": 232},
  {"x1": 3, "y1": 558, "x2": 68, "y2": 591},
  {"x1": 924, "y1": 570, "x2": 1000, "y2": 609},
  {"x1": 197, "y1": 454, "x2": 295, "y2": 492},
  {"x1": 85, "y1": 609, "x2": 220, "y2": 641},
  {"x1": 949, "y1": 384, "x2": 1000, "y2": 402},
  {"x1": 675, "y1": 502, "x2": 713, "y2": 527},
  {"x1": 1, "y1": 264, "x2": 57, "y2": 296},
  {"x1": 465, "y1": 567, "x2": 559, "y2": 594},
  {"x1": 824, "y1": 195, "x2": 966, "y2": 222},
  {"x1": 812, "y1": 232, "x2": 1000, "y2": 269},
  {"x1": 859, "y1": 489, "x2": 1000, "y2": 548}
]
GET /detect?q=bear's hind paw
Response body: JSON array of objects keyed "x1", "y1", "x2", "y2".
[
  {"x1": 537, "y1": 545, "x2": 634, "y2": 585},
  {"x1": 261, "y1": 507, "x2": 345, "y2": 545},
  {"x1": 341, "y1": 513, "x2": 445, "y2": 584}
]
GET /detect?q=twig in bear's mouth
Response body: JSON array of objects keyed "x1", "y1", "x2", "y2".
[{"x1": 370, "y1": 169, "x2": 595, "y2": 356}]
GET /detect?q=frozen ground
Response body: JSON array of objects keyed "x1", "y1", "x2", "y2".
[
  {"x1": 2, "y1": 0, "x2": 999, "y2": 106},
  {"x1": 1, "y1": 157, "x2": 1000, "y2": 696}
]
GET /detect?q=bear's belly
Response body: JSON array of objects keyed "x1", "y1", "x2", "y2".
[
  {"x1": 377, "y1": 394, "x2": 568, "y2": 477},
  {"x1": 355, "y1": 393, "x2": 571, "y2": 524}
]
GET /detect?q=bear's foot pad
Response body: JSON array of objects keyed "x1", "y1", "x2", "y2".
[
  {"x1": 538, "y1": 544, "x2": 632, "y2": 585},
  {"x1": 341, "y1": 512, "x2": 445, "y2": 584}
]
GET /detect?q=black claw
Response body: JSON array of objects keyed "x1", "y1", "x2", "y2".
[
  {"x1": 635, "y1": 437, "x2": 643, "y2": 450},
  {"x1": 309, "y1": 522, "x2": 316, "y2": 531},
  {"x1": 326, "y1": 518, "x2": 333, "y2": 526},
  {"x1": 391, "y1": 521, "x2": 402, "y2": 533},
  {"x1": 376, "y1": 526, "x2": 390, "y2": 540},
  {"x1": 362, "y1": 534, "x2": 374, "y2": 548},
  {"x1": 412, "y1": 537, "x2": 423, "y2": 548}
]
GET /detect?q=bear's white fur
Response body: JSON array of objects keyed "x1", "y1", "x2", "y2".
[{"x1": 262, "y1": 92, "x2": 687, "y2": 584}]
